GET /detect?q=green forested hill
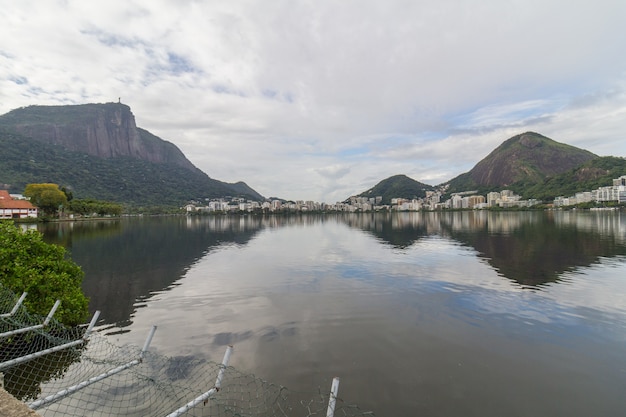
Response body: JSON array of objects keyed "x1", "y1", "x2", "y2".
[
  {"x1": 357, "y1": 174, "x2": 434, "y2": 204},
  {"x1": 0, "y1": 129, "x2": 260, "y2": 207}
]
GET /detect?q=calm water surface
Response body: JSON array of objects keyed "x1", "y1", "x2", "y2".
[{"x1": 40, "y1": 211, "x2": 626, "y2": 416}]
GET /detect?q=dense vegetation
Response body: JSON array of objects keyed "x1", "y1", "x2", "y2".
[
  {"x1": 24, "y1": 183, "x2": 68, "y2": 216},
  {"x1": 441, "y1": 172, "x2": 490, "y2": 198},
  {"x1": 69, "y1": 199, "x2": 123, "y2": 216},
  {"x1": 510, "y1": 156, "x2": 626, "y2": 201},
  {"x1": 0, "y1": 129, "x2": 260, "y2": 208},
  {"x1": 358, "y1": 174, "x2": 434, "y2": 204},
  {"x1": 0, "y1": 221, "x2": 89, "y2": 325}
]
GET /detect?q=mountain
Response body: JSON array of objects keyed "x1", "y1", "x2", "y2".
[
  {"x1": 0, "y1": 103, "x2": 263, "y2": 206},
  {"x1": 444, "y1": 132, "x2": 597, "y2": 195},
  {"x1": 0, "y1": 103, "x2": 197, "y2": 170},
  {"x1": 356, "y1": 174, "x2": 435, "y2": 204}
]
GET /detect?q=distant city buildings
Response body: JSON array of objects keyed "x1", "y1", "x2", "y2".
[{"x1": 184, "y1": 175, "x2": 626, "y2": 214}]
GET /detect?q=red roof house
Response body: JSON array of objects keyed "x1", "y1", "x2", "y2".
[{"x1": 0, "y1": 190, "x2": 38, "y2": 219}]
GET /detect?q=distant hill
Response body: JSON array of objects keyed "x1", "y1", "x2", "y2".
[
  {"x1": 444, "y1": 132, "x2": 597, "y2": 196},
  {"x1": 356, "y1": 174, "x2": 434, "y2": 204},
  {"x1": 0, "y1": 103, "x2": 263, "y2": 206}
]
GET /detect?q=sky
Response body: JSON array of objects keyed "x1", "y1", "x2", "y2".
[{"x1": 1, "y1": 1, "x2": 626, "y2": 203}]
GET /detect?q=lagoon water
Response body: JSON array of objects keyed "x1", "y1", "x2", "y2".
[{"x1": 40, "y1": 211, "x2": 626, "y2": 416}]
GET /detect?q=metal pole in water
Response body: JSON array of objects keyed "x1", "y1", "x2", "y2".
[
  {"x1": 139, "y1": 325, "x2": 157, "y2": 359},
  {"x1": 165, "y1": 345, "x2": 234, "y2": 417},
  {"x1": 326, "y1": 377, "x2": 340, "y2": 417},
  {"x1": 83, "y1": 310, "x2": 101, "y2": 339},
  {"x1": 214, "y1": 344, "x2": 233, "y2": 390}
]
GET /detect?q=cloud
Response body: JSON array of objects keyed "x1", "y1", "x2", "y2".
[
  {"x1": 315, "y1": 164, "x2": 352, "y2": 180},
  {"x1": 1, "y1": 0, "x2": 626, "y2": 201}
]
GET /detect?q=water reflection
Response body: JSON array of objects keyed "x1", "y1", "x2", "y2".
[
  {"x1": 39, "y1": 212, "x2": 626, "y2": 326},
  {"x1": 341, "y1": 212, "x2": 435, "y2": 247},
  {"x1": 340, "y1": 211, "x2": 626, "y2": 287},
  {"x1": 40, "y1": 217, "x2": 266, "y2": 326}
]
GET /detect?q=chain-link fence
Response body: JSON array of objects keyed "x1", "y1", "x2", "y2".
[{"x1": 0, "y1": 284, "x2": 374, "y2": 417}]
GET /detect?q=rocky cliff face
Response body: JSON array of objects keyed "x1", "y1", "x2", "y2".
[{"x1": 0, "y1": 103, "x2": 198, "y2": 172}]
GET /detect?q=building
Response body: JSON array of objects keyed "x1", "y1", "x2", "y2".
[
  {"x1": 486, "y1": 192, "x2": 500, "y2": 207},
  {"x1": 0, "y1": 190, "x2": 38, "y2": 219},
  {"x1": 451, "y1": 194, "x2": 463, "y2": 209},
  {"x1": 595, "y1": 185, "x2": 626, "y2": 203},
  {"x1": 575, "y1": 192, "x2": 593, "y2": 204},
  {"x1": 613, "y1": 176, "x2": 626, "y2": 187},
  {"x1": 465, "y1": 195, "x2": 486, "y2": 209}
]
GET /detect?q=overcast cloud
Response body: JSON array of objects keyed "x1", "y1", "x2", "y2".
[{"x1": 1, "y1": 0, "x2": 625, "y2": 202}]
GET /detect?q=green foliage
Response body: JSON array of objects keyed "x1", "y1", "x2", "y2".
[
  {"x1": 69, "y1": 199, "x2": 123, "y2": 216},
  {"x1": 442, "y1": 172, "x2": 494, "y2": 199},
  {"x1": 0, "y1": 221, "x2": 89, "y2": 325},
  {"x1": 444, "y1": 172, "x2": 476, "y2": 194},
  {"x1": 23, "y1": 183, "x2": 67, "y2": 216},
  {"x1": 61, "y1": 186, "x2": 74, "y2": 202},
  {"x1": 512, "y1": 156, "x2": 626, "y2": 201}
]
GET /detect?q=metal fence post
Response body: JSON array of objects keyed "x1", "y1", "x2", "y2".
[
  {"x1": 165, "y1": 345, "x2": 234, "y2": 417},
  {"x1": 326, "y1": 377, "x2": 340, "y2": 417},
  {"x1": 0, "y1": 292, "x2": 27, "y2": 318}
]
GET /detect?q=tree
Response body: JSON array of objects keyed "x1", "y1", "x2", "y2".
[
  {"x1": 0, "y1": 221, "x2": 89, "y2": 325},
  {"x1": 60, "y1": 186, "x2": 74, "y2": 202},
  {"x1": 68, "y1": 199, "x2": 123, "y2": 216},
  {"x1": 24, "y1": 183, "x2": 68, "y2": 217}
]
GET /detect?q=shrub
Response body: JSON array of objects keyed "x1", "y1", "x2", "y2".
[{"x1": 0, "y1": 221, "x2": 88, "y2": 325}]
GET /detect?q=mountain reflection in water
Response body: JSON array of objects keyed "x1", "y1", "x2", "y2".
[
  {"x1": 344, "y1": 211, "x2": 626, "y2": 287},
  {"x1": 40, "y1": 211, "x2": 626, "y2": 325}
]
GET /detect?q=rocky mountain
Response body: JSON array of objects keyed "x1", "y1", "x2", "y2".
[
  {"x1": 0, "y1": 103, "x2": 196, "y2": 170},
  {"x1": 445, "y1": 132, "x2": 597, "y2": 195},
  {"x1": 0, "y1": 103, "x2": 263, "y2": 206},
  {"x1": 356, "y1": 174, "x2": 434, "y2": 204}
]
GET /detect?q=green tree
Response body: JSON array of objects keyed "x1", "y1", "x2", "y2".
[
  {"x1": 60, "y1": 186, "x2": 74, "y2": 202},
  {"x1": 0, "y1": 221, "x2": 89, "y2": 325},
  {"x1": 24, "y1": 183, "x2": 68, "y2": 217},
  {"x1": 68, "y1": 199, "x2": 123, "y2": 216}
]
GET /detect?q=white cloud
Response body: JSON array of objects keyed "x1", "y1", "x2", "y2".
[{"x1": 1, "y1": 0, "x2": 626, "y2": 201}]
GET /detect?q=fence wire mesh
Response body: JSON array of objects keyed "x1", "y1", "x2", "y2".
[{"x1": 0, "y1": 284, "x2": 374, "y2": 417}]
